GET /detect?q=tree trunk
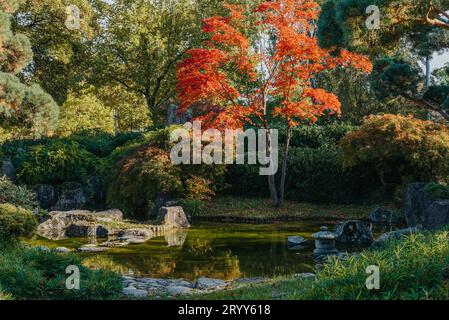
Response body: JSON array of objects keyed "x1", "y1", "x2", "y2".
[
  {"x1": 266, "y1": 128, "x2": 279, "y2": 206},
  {"x1": 425, "y1": 55, "x2": 431, "y2": 88},
  {"x1": 278, "y1": 127, "x2": 292, "y2": 207}
]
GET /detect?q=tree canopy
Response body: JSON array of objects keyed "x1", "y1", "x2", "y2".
[
  {"x1": 0, "y1": 0, "x2": 59, "y2": 139},
  {"x1": 318, "y1": 0, "x2": 449, "y2": 121}
]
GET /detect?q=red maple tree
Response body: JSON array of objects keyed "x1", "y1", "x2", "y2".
[{"x1": 176, "y1": 0, "x2": 372, "y2": 206}]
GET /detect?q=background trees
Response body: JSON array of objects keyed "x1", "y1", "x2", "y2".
[
  {"x1": 89, "y1": 0, "x2": 208, "y2": 126},
  {"x1": 318, "y1": 0, "x2": 449, "y2": 121},
  {"x1": 0, "y1": 0, "x2": 58, "y2": 140},
  {"x1": 12, "y1": 0, "x2": 96, "y2": 105}
]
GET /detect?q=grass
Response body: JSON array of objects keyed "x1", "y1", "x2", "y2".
[
  {"x1": 191, "y1": 229, "x2": 449, "y2": 300},
  {"x1": 0, "y1": 242, "x2": 123, "y2": 300},
  {"x1": 194, "y1": 197, "x2": 379, "y2": 220}
]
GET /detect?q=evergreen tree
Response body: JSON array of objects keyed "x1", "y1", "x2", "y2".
[{"x1": 0, "y1": 0, "x2": 58, "y2": 139}]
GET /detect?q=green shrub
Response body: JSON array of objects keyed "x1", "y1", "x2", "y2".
[
  {"x1": 287, "y1": 123, "x2": 357, "y2": 149},
  {"x1": 0, "y1": 244, "x2": 122, "y2": 300},
  {"x1": 425, "y1": 183, "x2": 449, "y2": 199},
  {"x1": 107, "y1": 146, "x2": 183, "y2": 219},
  {"x1": 71, "y1": 131, "x2": 142, "y2": 157},
  {"x1": 341, "y1": 114, "x2": 449, "y2": 185},
  {"x1": 0, "y1": 176, "x2": 37, "y2": 210},
  {"x1": 226, "y1": 147, "x2": 379, "y2": 203},
  {"x1": 0, "y1": 204, "x2": 38, "y2": 240},
  {"x1": 286, "y1": 147, "x2": 378, "y2": 203},
  {"x1": 180, "y1": 199, "x2": 204, "y2": 217},
  {"x1": 15, "y1": 140, "x2": 97, "y2": 185}
]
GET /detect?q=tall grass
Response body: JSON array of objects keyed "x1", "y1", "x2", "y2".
[
  {"x1": 0, "y1": 243, "x2": 123, "y2": 300},
  {"x1": 303, "y1": 231, "x2": 449, "y2": 299}
]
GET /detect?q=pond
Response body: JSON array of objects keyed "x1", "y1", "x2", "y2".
[{"x1": 27, "y1": 221, "x2": 396, "y2": 281}]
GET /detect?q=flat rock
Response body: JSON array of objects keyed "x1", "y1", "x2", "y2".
[
  {"x1": 195, "y1": 277, "x2": 226, "y2": 289},
  {"x1": 122, "y1": 286, "x2": 148, "y2": 298},
  {"x1": 167, "y1": 286, "x2": 193, "y2": 296},
  {"x1": 371, "y1": 227, "x2": 420, "y2": 248},
  {"x1": 77, "y1": 245, "x2": 110, "y2": 253},
  {"x1": 55, "y1": 247, "x2": 71, "y2": 253}
]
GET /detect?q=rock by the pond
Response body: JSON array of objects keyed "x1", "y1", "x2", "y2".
[
  {"x1": 167, "y1": 286, "x2": 193, "y2": 296},
  {"x1": 369, "y1": 207, "x2": 401, "y2": 224},
  {"x1": 287, "y1": 236, "x2": 308, "y2": 250},
  {"x1": 404, "y1": 183, "x2": 449, "y2": 230},
  {"x1": 288, "y1": 236, "x2": 308, "y2": 245},
  {"x1": 122, "y1": 286, "x2": 148, "y2": 298},
  {"x1": 52, "y1": 182, "x2": 87, "y2": 211},
  {"x1": 195, "y1": 277, "x2": 227, "y2": 289},
  {"x1": 371, "y1": 227, "x2": 421, "y2": 248},
  {"x1": 37, "y1": 209, "x2": 124, "y2": 240},
  {"x1": 334, "y1": 220, "x2": 373, "y2": 245},
  {"x1": 77, "y1": 244, "x2": 110, "y2": 252},
  {"x1": 96, "y1": 209, "x2": 124, "y2": 222},
  {"x1": 157, "y1": 206, "x2": 191, "y2": 229},
  {"x1": 55, "y1": 247, "x2": 71, "y2": 253}
]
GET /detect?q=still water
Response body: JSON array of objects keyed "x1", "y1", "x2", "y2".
[{"x1": 29, "y1": 221, "x2": 395, "y2": 280}]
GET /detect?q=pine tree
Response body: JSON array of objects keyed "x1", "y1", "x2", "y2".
[{"x1": 0, "y1": 0, "x2": 58, "y2": 139}]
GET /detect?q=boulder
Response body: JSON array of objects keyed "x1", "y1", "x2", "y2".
[
  {"x1": 65, "y1": 223, "x2": 96, "y2": 237},
  {"x1": 1, "y1": 159, "x2": 15, "y2": 180},
  {"x1": 157, "y1": 206, "x2": 191, "y2": 229},
  {"x1": 122, "y1": 286, "x2": 148, "y2": 298},
  {"x1": 195, "y1": 277, "x2": 226, "y2": 289},
  {"x1": 371, "y1": 227, "x2": 420, "y2": 248},
  {"x1": 422, "y1": 200, "x2": 449, "y2": 231},
  {"x1": 287, "y1": 236, "x2": 308, "y2": 250},
  {"x1": 334, "y1": 220, "x2": 374, "y2": 245},
  {"x1": 55, "y1": 247, "x2": 71, "y2": 253},
  {"x1": 37, "y1": 209, "x2": 123, "y2": 240},
  {"x1": 118, "y1": 228, "x2": 154, "y2": 240},
  {"x1": 34, "y1": 185, "x2": 56, "y2": 209},
  {"x1": 369, "y1": 207, "x2": 402, "y2": 224},
  {"x1": 52, "y1": 182, "x2": 87, "y2": 211},
  {"x1": 95, "y1": 209, "x2": 123, "y2": 222},
  {"x1": 404, "y1": 183, "x2": 449, "y2": 230},
  {"x1": 403, "y1": 183, "x2": 436, "y2": 228},
  {"x1": 287, "y1": 236, "x2": 308, "y2": 246},
  {"x1": 167, "y1": 286, "x2": 193, "y2": 296}
]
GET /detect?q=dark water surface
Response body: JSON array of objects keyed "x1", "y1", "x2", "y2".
[{"x1": 29, "y1": 221, "x2": 396, "y2": 280}]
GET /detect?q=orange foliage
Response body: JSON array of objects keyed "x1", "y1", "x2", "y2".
[{"x1": 177, "y1": 0, "x2": 372, "y2": 129}]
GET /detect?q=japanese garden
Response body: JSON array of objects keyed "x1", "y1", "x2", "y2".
[{"x1": 1, "y1": 0, "x2": 449, "y2": 301}]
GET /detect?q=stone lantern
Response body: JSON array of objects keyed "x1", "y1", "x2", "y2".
[{"x1": 312, "y1": 226, "x2": 339, "y2": 258}]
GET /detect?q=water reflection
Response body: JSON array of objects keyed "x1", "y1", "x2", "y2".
[{"x1": 34, "y1": 221, "x2": 400, "y2": 281}]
